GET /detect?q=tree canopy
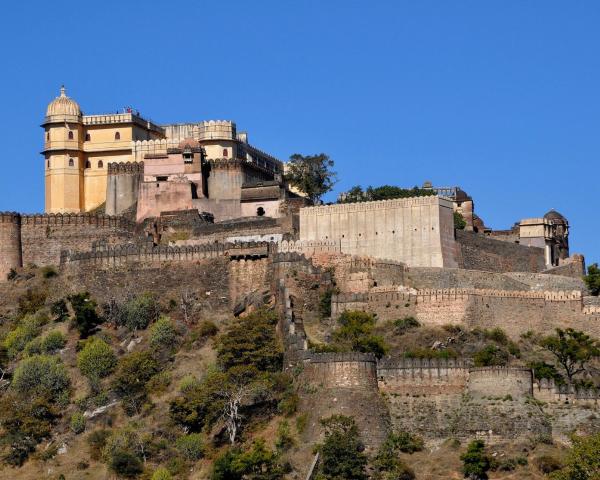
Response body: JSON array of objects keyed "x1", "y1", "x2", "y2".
[
  {"x1": 584, "y1": 263, "x2": 600, "y2": 296},
  {"x1": 285, "y1": 153, "x2": 337, "y2": 205},
  {"x1": 339, "y1": 185, "x2": 436, "y2": 203},
  {"x1": 540, "y1": 328, "x2": 600, "y2": 384}
]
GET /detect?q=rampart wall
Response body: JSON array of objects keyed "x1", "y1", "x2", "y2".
[
  {"x1": 456, "y1": 229, "x2": 546, "y2": 273},
  {"x1": 106, "y1": 162, "x2": 143, "y2": 216},
  {"x1": 331, "y1": 288, "x2": 600, "y2": 337},
  {"x1": 468, "y1": 367, "x2": 533, "y2": 398}
]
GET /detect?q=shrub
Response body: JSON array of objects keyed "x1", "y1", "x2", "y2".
[
  {"x1": 319, "y1": 289, "x2": 334, "y2": 318},
  {"x1": 175, "y1": 433, "x2": 204, "y2": 461},
  {"x1": 41, "y1": 330, "x2": 67, "y2": 353},
  {"x1": 87, "y1": 429, "x2": 110, "y2": 461},
  {"x1": 473, "y1": 344, "x2": 509, "y2": 367},
  {"x1": 125, "y1": 293, "x2": 160, "y2": 331},
  {"x1": 534, "y1": 454, "x2": 563, "y2": 474},
  {"x1": 198, "y1": 320, "x2": 219, "y2": 338},
  {"x1": 40, "y1": 266, "x2": 58, "y2": 279},
  {"x1": 77, "y1": 337, "x2": 117, "y2": 379},
  {"x1": 179, "y1": 374, "x2": 200, "y2": 393},
  {"x1": 150, "y1": 316, "x2": 177, "y2": 350},
  {"x1": 69, "y1": 292, "x2": 101, "y2": 338},
  {"x1": 18, "y1": 288, "x2": 47, "y2": 316},
  {"x1": 461, "y1": 440, "x2": 490, "y2": 480},
  {"x1": 275, "y1": 420, "x2": 295, "y2": 452},
  {"x1": 3, "y1": 315, "x2": 42, "y2": 358},
  {"x1": 70, "y1": 412, "x2": 86, "y2": 434},
  {"x1": 112, "y1": 350, "x2": 160, "y2": 415},
  {"x1": 393, "y1": 316, "x2": 420, "y2": 335},
  {"x1": 24, "y1": 337, "x2": 43, "y2": 356},
  {"x1": 152, "y1": 468, "x2": 173, "y2": 480},
  {"x1": 7, "y1": 268, "x2": 17, "y2": 281},
  {"x1": 108, "y1": 450, "x2": 143, "y2": 478},
  {"x1": 454, "y1": 211, "x2": 467, "y2": 230},
  {"x1": 12, "y1": 354, "x2": 70, "y2": 402},
  {"x1": 211, "y1": 440, "x2": 284, "y2": 480},
  {"x1": 550, "y1": 432, "x2": 600, "y2": 480},
  {"x1": 51, "y1": 299, "x2": 69, "y2": 322}
]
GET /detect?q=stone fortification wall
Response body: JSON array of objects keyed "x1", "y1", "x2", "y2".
[
  {"x1": 0, "y1": 213, "x2": 135, "y2": 278},
  {"x1": 331, "y1": 287, "x2": 600, "y2": 337},
  {"x1": 299, "y1": 196, "x2": 459, "y2": 268},
  {"x1": 60, "y1": 241, "x2": 271, "y2": 268},
  {"x1": 21, "y1": 214, "x2": 135, "y2": 267},
  {"x1": 228, "y1": 257, "x2": 270, "y2": 307},
  {"x1": 407, "y1": 267, "x2": 530, "y2": 291},
  {"x1": 456, "y1": 229, "x2": 546, "y2": 273},
  {"x1": 534, "y1": 379, "x2": 599, "y2": 405},
  {"x1": 503, "y1": 271, "x2": 586, "y2": 291},
  {"x1": 301, "y1": 352, "x2": 379, "y2": 389},
  {"x1": 105, "y1": 162, "x2": 143, "y2": 216},
  {"x1": 467, "y1": 367, "x2": 533, "y2": 399},
  {"x1": 377, "y1": 358, "x2": 469, "y2": 395},
  {"x1": 0, "y1": 213, "x2": 22, "y2": 280}
]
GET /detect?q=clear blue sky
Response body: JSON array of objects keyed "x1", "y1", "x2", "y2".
[{"x1": 0, "y1": 1, "x2": 598, "y2": 263}]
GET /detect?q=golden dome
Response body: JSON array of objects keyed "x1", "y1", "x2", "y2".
[{"x1": 46, "y1": 86, "x2": 81, "y2": 117}]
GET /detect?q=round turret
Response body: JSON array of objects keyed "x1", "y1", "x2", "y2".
[
  {"x1": 0, "y1": 212, "x2": 22, "y2": 281},
  {"x1": 46, "y1": 86, "x2": 82, "y2": 118}
]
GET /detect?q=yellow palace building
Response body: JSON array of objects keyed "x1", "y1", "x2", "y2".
[{"x1": 42, "y1": 86, "x2": 164, "y2": 213}]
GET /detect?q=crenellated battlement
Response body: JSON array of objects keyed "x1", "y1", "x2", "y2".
[
  {"x1": 0, "y1": 212, "x2": 22, "y2": 224},
  {"x1": 108, "y1": 161, "x2": 144, "y2": 174},
  {"x1": 19, "y1": 213, "x2": 135, "y2": 229},
  {"x1": 60, "y1": 241, "x2": 274, "y2": 267},
  {"x1": 300, "y1": 194, "x2": 447, "y2": 216},
  {"x1": 197, "y1": 120, "x2": 236, "y2": 141}
]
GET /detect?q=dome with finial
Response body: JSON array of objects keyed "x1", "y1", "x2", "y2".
[
  {"x1": 45, "y1": 86, "x2": 81, "y2": 117},
  {"x1": 544, "y1": 209, "x2": 567, "y2": 224}
]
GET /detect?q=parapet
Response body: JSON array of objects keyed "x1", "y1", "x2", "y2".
[
  {"x1": 197, "y1": 120, "x2": 236, "y2": 141},
  {"x1": 19, "y1": 213, "x2": 135, "y2": 230},
  {"x1": 300, "y1": 195, "x2": 449, "y2": 216},
  {"x1": 108, "y1": 161, "x2": 144, "y2": 174},
  {"x1": 0, "y1": 212, "x2": 22, "y2": 224}
]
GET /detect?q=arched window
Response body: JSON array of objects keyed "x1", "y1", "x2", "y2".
[
  {"x1": 223, "y1": 148, "x2": 228, "y2": 157},
  {"x1": 257, "y1": 207, "x2": 265, "y2": 217},
  {"x1": 98, "y1": 160, "x2": 103, "y2": 168},
  {"x1": 85, "y1": 133, "x2": 91, "y2": 141},
  {"x1": 85, "y1": 160, "x2": 91, "y2": 169},
  {"x1": 68, "y1": 131, "x2": 74, "y2": 140},
  {"x1": 114, "y1": 131, "x2": 121, "y2": 140},
  {"x1": 69, "y1": 158, "x2": 74, "y2": 167}
]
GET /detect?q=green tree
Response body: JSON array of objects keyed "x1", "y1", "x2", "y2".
[
  {"x1": 461, "y1": 440, "x2": 490, "y2": 480},
  {"x1": 211, "y1": 440, "x2": 284, "y2": 480},
  {"x1": 68, "y1": 292, "x2": 102, "y2": 338},
  {"x1": 11, "y1": 354, "x2": 70, "y2": 403},
  {"x1": 332, "y1": 310, "x2": 388, "y2": 358},
  {"x1": 112, "y1": 350, "x2": 160, "y2": 415},
  {"x1": 315, "y1": 415, "x2": 368, "y2": 480},
  {"x1": 372, "y1": 432, "x2": 419, "y2": 480},
  {"x1": 473, "y1": 344, "x2": 509, "y2": 367},
  {"x1": 584, "y1": 263, "x2": 600, "y2": 296},
  {"x1": 77, "y1": 337, "x2": 117, "y2": 379},
  {"x1": 540, "y1": 328, "x2": 600, "y2": 384},
  {"x1": 339, "y1": 185, "x2": 436, "y2": 203},
  {"x1": 550, "y1": 432, "x2": 600, "y2": 480},
  {"x1": 454, "y1": 211, "x2": 467, "y2": 230},
  {"x1": 285, "y1": 153, "x2": 337, "y2": 204},
  {"x1": 216, "y1": 309, "x2": 282, "y2": 373},
  {"x1": 175, "y1": 433, "x2": 204, "y2": 461}
]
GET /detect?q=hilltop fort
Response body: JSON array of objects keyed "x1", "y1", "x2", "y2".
[{"x1": 0, "y1": 88, "x2": 598, "y2": 476}]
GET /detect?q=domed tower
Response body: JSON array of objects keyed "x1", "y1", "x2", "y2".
[
  {"x1": 42, "y1": 86, "x2": 84, "y2": 213},
  {"x1": 543, "y1": 209, "x2": 569, "y2": 265}
]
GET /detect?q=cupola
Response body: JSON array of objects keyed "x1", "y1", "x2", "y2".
[{"x1": 45, "y1": 86, "x2": 82, "y2": 118}]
